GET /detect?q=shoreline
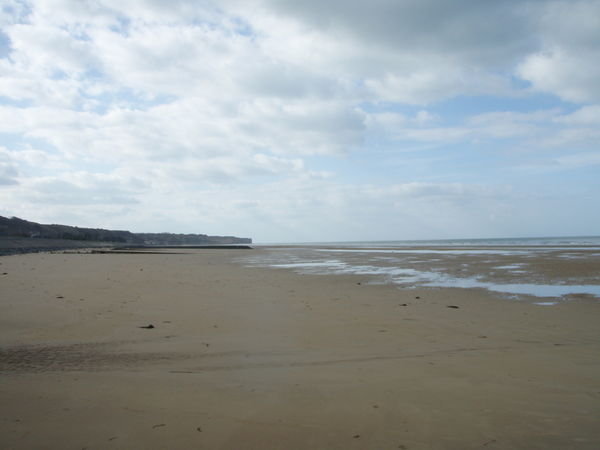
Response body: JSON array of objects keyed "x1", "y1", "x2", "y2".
[
  {"x1": 0, "y1": 237, "x2": 254, "y2": 256},
  {"x1": 0, "y1": 237, "x2": 117, "y2": 256},
  {"x1": 1, "y1": 247, "x2": 599, "y2": 449},
  {"x1": 240, "y1": 245, "x2": 600, "y2": 302}
]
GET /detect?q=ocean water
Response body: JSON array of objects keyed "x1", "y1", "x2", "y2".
[
  {"x1": 266, "y1": 235, "x2": 600, "y2": 248},
  {"x1": 242, "y1": 236, "x2": 600, "y2": 303}
]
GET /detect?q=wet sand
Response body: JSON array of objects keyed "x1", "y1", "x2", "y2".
[{"x1": 1, "y1": 248, "x2": 599, "y2": 449}]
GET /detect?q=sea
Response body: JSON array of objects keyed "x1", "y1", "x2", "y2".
[
  {"x1": 240, "y1": 236, "x2": 600, "y2": 304},
  {"x1": 262, "y1": 235, "x2": 600, "y2": 248}
]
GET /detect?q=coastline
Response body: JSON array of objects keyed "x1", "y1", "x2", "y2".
[
  {"x1": 0, "y1": 237, "x2": 116, "y2": 256},
  {"x1": 242, "y1": 244, "x2": 600, "y2": 301},
  {"x1": 1, "y1": 247, "x2": 599, "y2": 449},
  {"x1": 0, "y1": 237, "x2": 253, "y2": 256}
]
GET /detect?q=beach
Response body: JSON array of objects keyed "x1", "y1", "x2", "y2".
[{"x1": 1, "y1": 246, "x2": 599, "y2": 449}]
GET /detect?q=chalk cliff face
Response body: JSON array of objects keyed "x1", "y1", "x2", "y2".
[{"x1": 0, "y1": 216, "x2": 251, "y2": 245}]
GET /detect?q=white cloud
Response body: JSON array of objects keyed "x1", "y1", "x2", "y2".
[
  {"x1": 365, "y1": 67, "x2": 512, "y2": 105},
  {"x1": 0, "y1": 0, "x2": 29, "y2": 27},
  {"x1": 231, "y1": 0, "x2": 536, "y2": 104},
  {"x1": 518, "y1": 48, "x2": 600, "y2": 103},
  {"x1": 364, "y1": 106, "x2": 600, "y2": 152},
  {"x1": 1, "y1": 1, "x2": 599, "y2": 240},
  {"x1": 555, "y1": 105, "x2": 600, "y2": 125},
  {"x1": 24, "y1": 176, "x2": 140, "y2": 206},
  {"x1": 8, "y1": 24, "x2": 96, "y2": 75},
  {"x1": 153, "y1": 154, "x2": 305, "y2": 185},
  {"x1": 555, "y1": 152, "x2": 600, "y2": 169},
  {"x1": 518, "y1": 0, "x2": 600, "y2": 103},
  {"x1": 0, "y1": 148, "x2": 19, "y2": 185},
  {"x1": 249, "y1": 0, "x2": 535, "y2": 63},
  {"x1": 466, "y1": 109, "x2": 558, "y2": 139}
]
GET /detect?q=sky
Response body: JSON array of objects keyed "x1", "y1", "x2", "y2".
[{"x1": 0, "y1": 0, "x2": 599, "y2": 243}]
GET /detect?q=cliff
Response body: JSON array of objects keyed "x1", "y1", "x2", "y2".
[{"x1": 0, "y1": 216, "x2": 251, "y2": 245}]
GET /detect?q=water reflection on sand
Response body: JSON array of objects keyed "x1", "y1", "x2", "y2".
[{"x1": 241, "y1": 246, "x2": 600, "y2": 302}]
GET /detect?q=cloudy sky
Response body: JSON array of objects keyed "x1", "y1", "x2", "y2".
[{"x1": 1, "y1": 0, "x2": 599, "y2": 242}]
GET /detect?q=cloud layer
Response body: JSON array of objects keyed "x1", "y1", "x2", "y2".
[{"x1": 1, "y1": 0, "x2": 599, "y2": 241}]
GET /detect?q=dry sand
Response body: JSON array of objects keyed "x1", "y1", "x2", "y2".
[{"x1": 1, "y1": 248, "x2": 599, "y2": 449}]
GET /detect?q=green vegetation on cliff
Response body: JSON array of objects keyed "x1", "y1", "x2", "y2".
[{"x1": 0, "y1": 216, "x2": 251, "y2": 245}]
